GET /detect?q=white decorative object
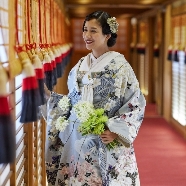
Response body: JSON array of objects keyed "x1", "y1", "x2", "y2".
[{"x1": 107, "y1": 17, "x2": 119, "y2": 33}]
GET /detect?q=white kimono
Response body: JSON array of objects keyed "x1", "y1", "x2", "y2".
[{"x1": 42, "y1": 51, "x2": 146, "y2": 186}]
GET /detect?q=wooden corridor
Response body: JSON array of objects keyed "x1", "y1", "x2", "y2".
[{"x1": 134, "y1": 104, "x2": 186, "y2": 186}]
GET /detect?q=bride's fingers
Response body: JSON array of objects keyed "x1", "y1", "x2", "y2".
[
  {"x1": 101, "y1": 139, "x2": 110, "y2": 144},
  {"x1": 100, "y1": 136, "x2": 112, "y2": 143},
  {"x1": 100, "y1": 136, "x2": 109, "y2": 140},
  {"x1": 100, "y1": 132, "x2": 110, "y2": 138}
]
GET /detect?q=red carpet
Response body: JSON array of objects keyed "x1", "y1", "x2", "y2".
[{"x1": 134, "y1": 104, "x2": 186, "y2": 186}]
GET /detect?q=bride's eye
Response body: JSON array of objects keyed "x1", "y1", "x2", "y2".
[{"x1": 91, "y1": 30, "x2": 96, "y2": 33}]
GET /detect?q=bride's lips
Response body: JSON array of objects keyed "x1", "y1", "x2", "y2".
[{"x1": 85, "y1": 40, "x2": 93, "y2": 44}]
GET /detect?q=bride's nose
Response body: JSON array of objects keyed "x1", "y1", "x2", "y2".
[{"x1": 83, "y1": 31, "x2": 92, "y2": 39}]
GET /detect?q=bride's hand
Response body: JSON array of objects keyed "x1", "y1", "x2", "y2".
[{"x1": 100, "y1": 130, "x2": 118, "y2": 144}]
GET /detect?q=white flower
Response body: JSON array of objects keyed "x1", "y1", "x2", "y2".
[
  {"x1": 107, "y1": 17, "x2": 119, "y2": 33},
  {"x1": 104, "y1": 102, "x2": 112, "y2": 111},
  {"x1": 110, "y1": 176, "x2": 132, "y2": 186},
  {"x1": 104, "y1": 99, "x2": 117, "y2": 111},
  {"x1": 58, "y1": 146, "x2": 63, "y2": 152},
  {"x1": 49, "y1": 136, "x2": 56, "y2": 142},
  {"x1": 49, "y1": 126, "x2": 57, "y2": 133},
  {"x1": 115, "y1": 88, "x2": 121, "y2": 97},
  {"x1": 49, "y1": 110, "x2": 57, "y2": 117},
  {"x1": 69, "y1": 177, "x2": 81, "y2": 186},
  {"x1": 120, "y1": 80, "x2": 127, "y2": 95},
  {"x1": 108, "y1": 63, "x2": 117, "y2": 70},
  {"x1": 55, "y1": 116, "x2": 69, "y2": 132},
  {"x1": 116, "y1": 61, "x2": 124, "y2": 68},
  {"x1": 73, "y1": 101, "x2": 94, "y2": 122},
  {"x1": 117, "y1": 65, "x2": 129, "y2": 77},
  {"x1": 105, "y1": 73, "x2": 110, "y2": 78},
  {"x1": 110, "y1": 179, "x2": 123, "y2": 186},
  {"x1": 113, "y1": 146, "x2": 123, "y2": 154},
  {"x1": 114, "y1": 77, "x2": 122, "y2": 87},
  {"x1": 92, "y1": 78, "x2": 101, "y2": 88},
  {"x1": 129, "y1": 126, "x2": 136, "y2": 137},
  {"x1": 58, "y1": 96, "x2": 70, "y2": 111},
  {"x1": 65, "y1": 180, "x2": 69, "y2": 185},
  {"x1": 110, "y1": 99, "x2": 117, "y2": 107}
]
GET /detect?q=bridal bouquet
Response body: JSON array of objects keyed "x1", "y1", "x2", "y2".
[
  {"x1": 73, "y1": 101, "x2": 120, "y2": 150},
  {"x1": 56, "y1": 97, "x2": 120, "y2": 150},
  {"x1": 55, "y1": 96, "x2": 71, "y2": 132}
]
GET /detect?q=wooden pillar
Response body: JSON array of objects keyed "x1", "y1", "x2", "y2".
[
  {"x1": 41, "y1": 119, "x2": 46, "y2": 186},
  {"x1": 146, "y1": 17, "x2": 155, "y2": 103},
  {"x1": 24, "y1": 123, "x2": 34, "y2": 186},
  {"x1": 163, "y1": 5, "x2": 172, "y2": 120}
]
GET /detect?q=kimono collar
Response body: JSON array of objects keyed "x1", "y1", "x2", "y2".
[
  {"x1": 67, "y1": 51, "x2": 121, "y2": 95},
  {"x1": 79, "y1": 51, "x2": 120, "y2": 73},
  {"x1": 78, "y1": 51, "x2": 121, "y2": 103},
  {"x1": 90, "y1": 52, "x2": 110, "y2": 69}
]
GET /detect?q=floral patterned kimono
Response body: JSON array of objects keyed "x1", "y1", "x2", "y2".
[{"x1": 42, "y1": 51, "x2": 146, "y2": 186}]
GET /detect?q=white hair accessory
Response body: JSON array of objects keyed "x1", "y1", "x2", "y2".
[{"x1": 107, "y1": 17, "x2": 119, "y2": 33}]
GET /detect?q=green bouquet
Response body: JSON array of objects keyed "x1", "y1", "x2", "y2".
[{"x1": 73, "y1": 101, "x2": 120, "y2": 150}]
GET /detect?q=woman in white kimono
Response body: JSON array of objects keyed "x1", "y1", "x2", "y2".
[{"x1": 43, "y1": 11, "x2": 146, "y2": 186}]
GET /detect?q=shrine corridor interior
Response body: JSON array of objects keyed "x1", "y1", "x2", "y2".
[{"x1": 0, "y1": 0, "x2": 186, "y2": 185}]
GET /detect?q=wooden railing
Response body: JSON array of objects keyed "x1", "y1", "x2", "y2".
[{"x1": 0, "y1": 119, "x2": 46, "y2": 186}]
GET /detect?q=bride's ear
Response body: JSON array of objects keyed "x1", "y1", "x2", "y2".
[{"x1": 106, "y1": 34, "x2": 111, "y2": 40}]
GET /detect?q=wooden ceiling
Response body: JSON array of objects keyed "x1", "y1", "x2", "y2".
[{"x1": 64, "y1": 0, "x2": 176, "y2": 19}]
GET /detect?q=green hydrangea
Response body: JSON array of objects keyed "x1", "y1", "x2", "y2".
[
  {"x1": 78, "y1": 108, "x2": 107, "y2": 135},
  {"x1": 74, "y1": 101, "x2": 121, "y2": 150}
]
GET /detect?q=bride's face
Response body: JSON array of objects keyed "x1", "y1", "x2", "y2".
[{"x1": 83, "y1": 19, "x2": 108, "y2": 51}]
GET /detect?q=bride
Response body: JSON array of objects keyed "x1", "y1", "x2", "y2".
[{"x1": 42, "y1": 10, "x2": 146, "y2": 186}]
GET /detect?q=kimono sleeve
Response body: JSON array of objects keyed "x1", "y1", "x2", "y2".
[
  {"x1": 106, "y1": 63, "x2": 146, "y2": 145},
  {"x1": 40, "y1": 92, "x2": 69, "y2": 121},
  {"x1": 46, "y1": 92, "x2": 71, "y2": 127},
  {"x1": 42, "y1": 92, "x2": 71, "y2": 145}
]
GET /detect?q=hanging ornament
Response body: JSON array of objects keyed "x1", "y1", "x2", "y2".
[
  {"x1": 42, "y1": 51, "x2": 53, "y2": 91},
  {"x1": 173, "y1": 48, "x2": 179, "y2": 62},
  {"x1": 48, "y1": 48, "x2": 57, "y2": 87},
  {"x1": 32, "y1": 54, "x2": 46, "y2": 105},
  {"x1": 27, "y1": 46, "x2": 46, "y2": 106},
  {"x1": 19, "y1": 58, "x2": 40, "y2": 123},
  {"x1": 167, "y1": 45, "x2": 173, "y2": 61},
  {"x1": 0, "y1": 65, "x2": 15, "y2": 163},
  {"x1": 53, "y1": 46, "x2": 62, "y2": 78},
  {"x1": 15, "y1": 0, "x2": 42, "y2": 122},
  {"x1": 62, "y1": 44, "x2": 72, "y2": 75},
  {"x1": 153, "y1": 44, "x2": 159, "y2": 57},
  {"x1": 61, "y1": 45, "x2": 68, "y2": 75},
  {"x1": 35, "y1": 47, "x2": 44, "y2": 62}
]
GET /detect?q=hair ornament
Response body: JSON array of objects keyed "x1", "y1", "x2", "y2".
[{"x1": 107, "y1": 17, "x2": 119, "y2": 33}]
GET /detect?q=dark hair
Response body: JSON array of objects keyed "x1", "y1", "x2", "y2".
[{"x1": 82, "y1": 11, "x2": 117, "y2": 47}]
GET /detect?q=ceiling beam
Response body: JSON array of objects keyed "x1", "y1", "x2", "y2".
[
  {"x1": 134, "y1": 0, "x2": 178, "y2": 19},
  {"x1": 66, "y1": 4, "x2": 162, "y2": 9}
]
